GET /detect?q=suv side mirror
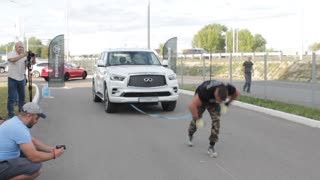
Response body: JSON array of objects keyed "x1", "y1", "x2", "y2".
[
  {"x1": 162, "y1": 59, "x2": 169, "y2": 67},
  {"x1": 97, "y1": 60, "x2": 105, "y2": 67}
]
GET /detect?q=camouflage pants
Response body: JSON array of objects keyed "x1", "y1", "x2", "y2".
[{"x1": 188, "y1": 103, "x2": 221, "y2": 144}]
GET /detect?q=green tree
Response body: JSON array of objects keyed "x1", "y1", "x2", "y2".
[
  {"x1": 192, "y1": 23, "x2": 227, "y2": 53},
  {"x1": 0, "y1": 42, "x2": 15, "y2": 53},
  {"x1": 238, "y1": 29, "x2": 254, "y2": 52},
  {"x1": 237, "y1": 29, "x2": 267, "y2": 52},
  {"x1": 253, "y1": 34, "x2": 267, "y2": 52},
  {"x1": 40, "y1": 39, "x2": 51, "y2": 59},
  {"x1": 41, "y1": 45, "x2": 48, "y2": 59},
  {"x1": 158, "y1": 43, "x2": 164, "y2": 57},
  {"x1": 27, "y1": 36, "x2": 43, "y2": 57},
  {"x1": 308, "y1": 42, "x2": 320, "y2": 51},
  {"x1": 226, "y1": 30, "x2": 232, "y2": 53}
]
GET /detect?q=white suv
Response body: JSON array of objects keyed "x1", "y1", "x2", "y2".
[{"x1": 92, "y1": 49, "x2": 179, "y2": 113}]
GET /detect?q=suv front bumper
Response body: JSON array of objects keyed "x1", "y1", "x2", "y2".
[{"x1": 108, "y1": 85, "x2": 179, "y2": 103}]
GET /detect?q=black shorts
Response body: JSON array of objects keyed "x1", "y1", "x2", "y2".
[{"x1": 0, "y1": 158, "x2": 42, "y2": 180}]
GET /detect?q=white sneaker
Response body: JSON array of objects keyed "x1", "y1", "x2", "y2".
[
  {"x1": 187, "y1": 135, "x2": 193, "y2": 147},
  {"x1": 208, "y1": 146, "x2": 218, "y2": 158}
]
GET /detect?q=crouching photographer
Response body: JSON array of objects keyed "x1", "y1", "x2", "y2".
[{"x1": 0, "y1": 102, "x2": 66, "y2": 180}]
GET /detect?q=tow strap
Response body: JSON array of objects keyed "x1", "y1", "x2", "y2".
[{"x1": 130, "y1": 104, "x2": 192, "y2": 120}]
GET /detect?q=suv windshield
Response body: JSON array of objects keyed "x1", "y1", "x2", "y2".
[{"x1": 107, "y1": 51, "x2": 161, "y2": 66}]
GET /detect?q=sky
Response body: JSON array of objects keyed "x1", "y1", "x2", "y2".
[{"x1": 0, "y1": 0, "x2": 319, "y2": 55}]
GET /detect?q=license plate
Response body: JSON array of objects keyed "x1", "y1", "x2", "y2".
[{"x1": 139, "y1": 97, "x2": 159, "y2": 103}]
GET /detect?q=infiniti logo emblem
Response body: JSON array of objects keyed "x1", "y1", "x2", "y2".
[{"x1": 144, "y1": 77, "x2": 153, "y2": 83}]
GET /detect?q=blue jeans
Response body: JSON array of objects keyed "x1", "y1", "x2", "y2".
[
  {"x1": 243, "y1": 72, "x2": 252, "y2": 92},
  {"x1": 7, "y1": 77, "x2": 26, "y2": 117}
]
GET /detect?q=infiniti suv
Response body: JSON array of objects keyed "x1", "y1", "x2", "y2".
[{"x1": 92, "y1": 49, "x2": 179, "y2": 113}]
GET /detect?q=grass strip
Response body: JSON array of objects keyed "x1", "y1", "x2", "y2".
[
  {"x1": 0, "y1": 83, "x2": 36, "y2": 119},
  {"x1": 180, "y1": 85, "x2": 320, "y2": 121}
]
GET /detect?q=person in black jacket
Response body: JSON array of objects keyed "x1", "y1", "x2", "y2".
[{"x1": 187, "y1": 80, "x2": 240, "y2": 157}]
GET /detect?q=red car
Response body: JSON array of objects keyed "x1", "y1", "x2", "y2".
[{"x1": 41, "y1": 63, "x2": 87, "y2": 81}]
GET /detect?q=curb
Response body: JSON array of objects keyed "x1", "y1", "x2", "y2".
[
  {"x1": 178, "y1": 89, "x2": 320, "y2": 128},
  {"x1": 32, "y1": 83, "x2": 40, "y2": 104}
]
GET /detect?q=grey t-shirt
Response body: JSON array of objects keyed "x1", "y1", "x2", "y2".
[{"x1": 7, "y1": 51, "x2": 26, "y2": 81}]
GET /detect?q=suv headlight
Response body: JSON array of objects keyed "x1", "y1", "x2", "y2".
[
  {"x1": 110, "y1": 74, "x2": 126, "y2": 81},
  {"x1": 168, "y1": 74, "x2": 176, "y2": 80}
]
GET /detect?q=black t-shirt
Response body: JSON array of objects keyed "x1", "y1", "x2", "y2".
[
  {"x1": 195, "y1": 80, "x2": 236, "y2": 103},
  {"x1": 243, "y1": 61, "x2": 253, "y2": 73}
]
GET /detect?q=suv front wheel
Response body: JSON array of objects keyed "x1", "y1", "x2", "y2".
[
  {"x1": 161, "y1": 101, "x2": 177, "y2": 111},
  {"x1": 92, "y1": 81, "x2": 102, "y2": 102},
  {"x1": 104, "y1": 87, "x2": 117, "y2": 113}
]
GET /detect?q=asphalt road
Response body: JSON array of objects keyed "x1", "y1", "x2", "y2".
[
  {"x1": 1, "y1": 73, "x2": 319, "y2": 108},
  {"x1": 27, "y1": 78, "x2": 320, "y2": 180}
]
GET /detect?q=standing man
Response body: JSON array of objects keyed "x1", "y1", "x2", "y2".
[
  {"x1": 187, "y1": 80, "x2": 240, "y2": 157},
  {"x1": 7, "y1": 41, "x2": 36, "y2": 118},
  {"x1": 0, "y1": 102, "x2": 65, "y2": 179},
  {"x1": 243, "y1": 56, "x2": 254, "y2": 93}
]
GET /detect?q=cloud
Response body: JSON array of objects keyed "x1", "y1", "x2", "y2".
[{"x1": 0, "y1": 0, "x2": 318, "y2": 54}]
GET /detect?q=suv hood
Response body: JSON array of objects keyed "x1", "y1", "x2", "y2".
[{"x1": 107, "y1": 65, "x2": 174, "y2": 75}]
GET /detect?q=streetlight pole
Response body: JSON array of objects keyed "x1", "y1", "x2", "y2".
[
  {"x1": 147, "y1": 0, "x2": 150, "y2": 49},
  {"x1": 236, "y1": 29, "x2": 239, "y2": 53},
  {"x1": 232, "y1": 28, "x2": 235, "y2": 54},
  {"x1": 26, "y1": 34, "x2": 29, "y2": 51},
  {"x1": 222, "y1": 31, "x2": 227, "y2": 53},
  {"x1": 299, "y1": 7, "x2": 304, "y2": 60},
  {"x1": 9, "y1": 0, "x2": 32, "y2": 42},
  {"x1": 65, "y1": 0, "x2": 69, "y2": 62},
  {"x1": 225, "y1": 32, "x2": 228, "y2": 53}
]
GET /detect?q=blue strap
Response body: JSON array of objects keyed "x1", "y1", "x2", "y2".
[{"x1": 130, "y1": 104, "x2": 192, "y2": 120}]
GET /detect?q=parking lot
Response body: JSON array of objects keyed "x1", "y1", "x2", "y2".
[
  {"x1": 22, "y1": 78, "x2": 320, "y2": 180},
  {"x1": 0, "y1": 71, "x2": 320, "y2": 179}
]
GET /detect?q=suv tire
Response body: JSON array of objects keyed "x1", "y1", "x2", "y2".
[
  {"x1": 82, "y1": 72, "x2": 87, "y2": 79},
  {"x1": 161, "y1": 101, "x2": 177, "y2": 111},
  {"x1": 64, "y1": 73, "x2": 69, "y2": 81},
  {"x1": 104, "y1": 87, "x2": 117, "y2": 113},
  {"x1": 92, "y1": 81, "x2": 102, "y2": 102}
]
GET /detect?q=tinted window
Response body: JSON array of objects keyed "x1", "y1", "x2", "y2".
[{"x1": 107, "y1": 51, "x2": 161, "y2": 66}]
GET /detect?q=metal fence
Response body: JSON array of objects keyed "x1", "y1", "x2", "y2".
[
  {"x1": 176, "y1": 53, "x2": 319, "y2": 109},
  {"x1": 67, "y1": 57, "x2": 97, "y2": 75},
  {"x1": 67, "y1": 53, "x2": 319, "y2": 109}
]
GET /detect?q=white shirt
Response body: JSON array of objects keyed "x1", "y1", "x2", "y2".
[{"x1": 7, "y1": 51, "x2": 26, "y2": 81}]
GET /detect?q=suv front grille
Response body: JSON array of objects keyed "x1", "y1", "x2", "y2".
[
  {"x1": 123, "y1": 92, "x2": 171, "y2": 97},
  {"x1": 128, "y1": 75, "x2": 166, "y2": 87}
]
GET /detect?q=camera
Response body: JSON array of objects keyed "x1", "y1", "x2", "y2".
[
  {"x1": 26, "y1": 51, "x2": 35, "y2": 68},
  {"x1": 28, "y1": 51, "x2": 36, "y2": 58},
  {"x1": 25, "y1": 50, "x2": 36, "y2": 102},
  {"x1": 56, "y1": 145, "x2": 66, "y2": 150}
]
